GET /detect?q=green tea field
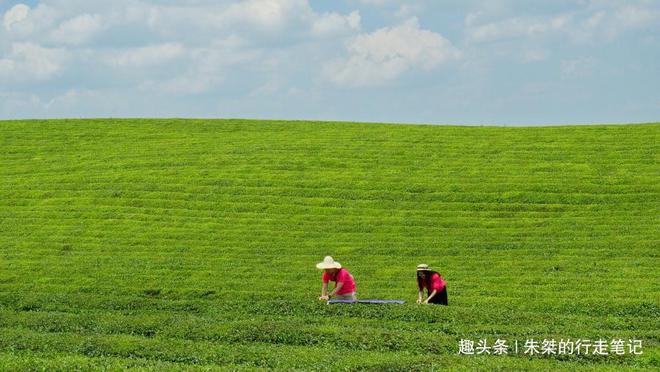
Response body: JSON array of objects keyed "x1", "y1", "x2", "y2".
[{"x1": 0, "y1": 119, "x2": 658, "y2": 370}]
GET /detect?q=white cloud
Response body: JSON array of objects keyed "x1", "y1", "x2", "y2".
[
  {"x1": 0, "y1": 0, "x2": 363, "y2": 99},
  {"x1": 466, "y1": 15, "x2": 569, "y2": 44},
  {"x1": 221, "y1": 0, "x2": 314, "y2": 32},
  {"x1": 50, "y1": 13, "x2": 104, "y2": 45},
  {"x1": 0, "y1": 42, "x2": 69, "y2": 82},
  {"x1": 44, "y1": 88, "x2": 99, "y2": 109},
  {"x1": 110, "y1": 43, "x2": 185, "y2": 67},
  {"x1": 324, "y1": 17, "x2": 461, "y2": 87},
  {"x1": 395, "y1": 4, "x2": 421, "y2": 19},
  {"x1": 466, "y1": 3, "x2": 660, "y2": 45},
  {"x1": 355, "y1": 0, "x2": 389, "y2": 5},
  {"x1": 572, "y1": 5, "x2": 660, "y2": 43},
  {"x1": 312, "y1": 11, "x2": 360, "y2": 36},
  {"x1": 613, "y1": 5, "x2": 660, "y2": 30},
  {"x1": 354, "y1": 0, "x2": 413, "y2": 6},
  {"x1": 135, "y1": 39, "x2": 261, "y2": 95},
  {"x1": 352, "y1": 0, "x2": 423, "y2": 19},
  {"x1": 209, "y1": 0, "x2": 361, "y2": 39},
  {"x1": 2, "y1": 1, "x2": 361, "y2": 47},
  {"x1": 3, "y1": 3, "x2": 30, "y2": 31}
]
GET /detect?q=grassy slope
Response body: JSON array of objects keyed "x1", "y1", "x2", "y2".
[{"x1": 0, "y1": 119, "x2": 658, "y2": 371}]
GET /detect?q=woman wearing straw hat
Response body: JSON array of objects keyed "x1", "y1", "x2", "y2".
[
  {"x1": 316, "y1": 256, "x2": 357, "y2": 301},
  {"x1": 416, "y1": 264, "x2": 448, "y2": 305}
]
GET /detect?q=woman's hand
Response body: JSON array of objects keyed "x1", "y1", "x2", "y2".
[
  {"x1": 417, "y1": 291, "x2": 424, "y2": 304},
  {"x1": 424, "y1": 290, "x2": 436, "y2": 305},
  {"x1": 319, "y1": 295, "x2": 329, "y2": 301}
]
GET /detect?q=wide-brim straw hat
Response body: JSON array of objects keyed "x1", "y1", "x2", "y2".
[
  {"x1": 417, "y1": 264, "x2": 430, "y2": 271},
  {"x1": 316, "y1": 256, "x2": 342, "y2": 269}
]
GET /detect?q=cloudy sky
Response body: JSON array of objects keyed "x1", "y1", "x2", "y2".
[{"x1": 1, "y1": 0, "x2": 658, "y2": 125}]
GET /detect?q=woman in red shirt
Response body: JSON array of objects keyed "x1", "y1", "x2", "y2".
[
  {"x1": 316, "y1": 256, "x2": 357, "y2": 301},
  {"x1": 416, "y1": 264, "x2": 448, "y2": 305}
]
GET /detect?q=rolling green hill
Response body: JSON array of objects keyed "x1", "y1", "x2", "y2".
[{"x1": 0, "y1": 119, "x2": 658, "y2": 370}]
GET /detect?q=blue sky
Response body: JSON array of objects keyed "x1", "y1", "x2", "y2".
[{"x1": 1, "y1": 0, "x2": 658, "y2": 125}]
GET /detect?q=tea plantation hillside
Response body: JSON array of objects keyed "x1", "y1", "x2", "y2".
[{"x1": 0, "y1": 119, "x2": 658, "y2": 370}]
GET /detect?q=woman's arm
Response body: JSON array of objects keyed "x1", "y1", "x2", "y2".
[
  {"x1": 416, "y1": 277, "x2": 425, "y2": 303},
  {"x1": 329, "y1": 281, "x2": 344, "y2": 297},
  {"x1": 424, "y1": 290, "x2": 437, "y2": 304},
  {"x1": 319, "y1": 282, "x2": 329, "y2": 300}
]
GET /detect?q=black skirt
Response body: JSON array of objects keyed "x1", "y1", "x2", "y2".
[{"x1": 428, "y1": 287, "x2": 448, "y2": 305}]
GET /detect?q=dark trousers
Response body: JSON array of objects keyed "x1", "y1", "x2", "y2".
[{"x1": 428, "y1": 287, "x2": 448, "y2": 305}]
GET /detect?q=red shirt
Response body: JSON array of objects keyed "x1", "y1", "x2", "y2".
[
  {"x1": 322, "y1": 268, "x2": 356, "y2": 295},
  {"x1": 419, "y1": 272, "x2": 446, "y2": 293}
]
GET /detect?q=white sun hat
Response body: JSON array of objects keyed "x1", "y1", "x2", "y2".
[
  {"x1": 417, "y1": 264, "x2": 430, "y2": 271},
  {"x1": 316, "y1": 256, "x2": 342, "y2": 269}
]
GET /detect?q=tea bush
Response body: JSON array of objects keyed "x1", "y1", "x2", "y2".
[{"x1": 1, "y1": 119, "x2": 658, "y2": 370}]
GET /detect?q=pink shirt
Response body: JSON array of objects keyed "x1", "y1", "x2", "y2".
[
  {"x1": 322, "y1": 268, "x2": 356, "y2": 295},
  {"x1": 419, "y1": 273, "x2": 446, "y2": 293}
]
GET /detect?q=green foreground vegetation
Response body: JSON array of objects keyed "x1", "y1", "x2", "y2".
[{"x1": 0, "y1": 119, "x2": 658, "y2": 371}]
